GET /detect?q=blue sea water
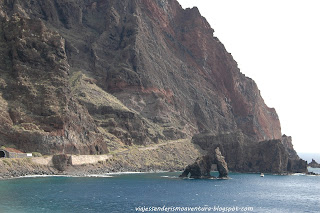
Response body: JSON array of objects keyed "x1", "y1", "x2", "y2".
[{"x1": 0, "y1": 169, "x2": 319, "y2": 213}]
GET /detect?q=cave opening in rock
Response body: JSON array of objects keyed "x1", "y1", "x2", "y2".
[
  {"x1": 0, "y1": 150, "x2": 6, "y2": 158},
  {"x1": 211, "y1": 164, "x2": 217, "y2": 171}
]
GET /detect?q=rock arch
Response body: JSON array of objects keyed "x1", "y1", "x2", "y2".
[{"x1": 179, "y1": 147, "x2": 229, "y2": 179}]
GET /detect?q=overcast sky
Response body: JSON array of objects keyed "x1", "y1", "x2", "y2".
[{"x1": 178, "y1": 0, "x2": 320, "y2": 153}]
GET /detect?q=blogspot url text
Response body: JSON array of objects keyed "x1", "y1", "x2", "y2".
[{"x1": 135, "y1": 206, "x2": 254, "y2": 212}]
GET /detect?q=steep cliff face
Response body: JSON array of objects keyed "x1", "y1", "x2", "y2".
[
  {"x1": 95, "y1": 0, "x2": 281, "y2": 141},
  {"x1": 192, "y1": 132, "x2": 307, "y2": 173},
  {"x1": 0, "y1": 10, "x2": 106, "y2": 154},
  {"x1": 0, "y1": 0, "x2": 301, "y2": 172}
]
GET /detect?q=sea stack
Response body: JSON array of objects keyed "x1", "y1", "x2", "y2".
[
  {"x1": 308, "y1": 159, "x2": 320, "y2": 168},
  {"x1": 179, "y1": 147, "x2": 229, "y2": 179}
]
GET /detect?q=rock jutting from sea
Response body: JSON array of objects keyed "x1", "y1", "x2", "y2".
[
  {"x1": 192, "y1": 132, "x2": 307, "y2": 174},
  {"x1": 308, "y1": 159, "x2": 320, "y2": 168},
  {"x1": 179, "y1": 147, "x2": 229, "y2": 179}
]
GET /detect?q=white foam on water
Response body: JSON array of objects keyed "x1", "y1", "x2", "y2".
[
  {"x1": 106, "y1": 171, "x2": 149, "y2": 175},
  {"x1": 160, "y1": 175, "x2": 179, "y2": 179},
  {"x1": 85, "y1": 174, "x2": 113, "y2": 178},
  {"x1": 13, "y1": 175, "x2": 73, "y2": 179},
  {"x1": 292, "y1": 173, "x2": 306, "y2": 176}
]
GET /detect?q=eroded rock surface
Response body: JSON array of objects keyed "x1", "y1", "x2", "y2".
[
  {"x1": 180, "y1": 147, "x2": 228, "y2": 179},
  {"x1": 0, "y1": 0, "x2": 282, "y2": 153},
  {"x1": 214, "y1": 147, "x2": 229, "y2": 178},
  {"x1": 52, "y1": 154, "x2": 72, "y2": 171},
  {"x1": 0, "y1": 0, "x2": 305, "y2": 173},
  {"x1": 308, "y1": 159, "x2": 320, "y2": 168},
  {"x1": 192, "y1": 132, "x2": 307, "y2": 174}
]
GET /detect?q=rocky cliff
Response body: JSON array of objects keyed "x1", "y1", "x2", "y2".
[
  {"x1": 192, "y1": 132, "x2": 307, "y2": 173},
  {"x1": 180, "y1": 147, "x2": 229, "y2": 179},
  {"x1": 308, "y1": 159, "x2": 320, "y2": 168},
  {"x1": 0, "y1": 0, "x2": 305, "y2": 173}
]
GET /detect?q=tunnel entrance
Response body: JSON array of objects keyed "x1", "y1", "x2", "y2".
[{"x1": 0, "y1": 150, "x2": 6, "y2": 158}]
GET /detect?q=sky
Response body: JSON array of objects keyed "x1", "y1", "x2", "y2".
[{"x1": 178, "y1": 0, "x2": 320, "y2": 154}]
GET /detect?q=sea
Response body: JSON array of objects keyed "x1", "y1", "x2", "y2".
[{"x1": 0, "y1": 168, "x2": 319, "y2": 213}]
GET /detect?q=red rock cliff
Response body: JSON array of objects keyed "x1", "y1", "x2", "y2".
[{"x1": 0, "y1": 0, "x2": 282, "y2": 156}]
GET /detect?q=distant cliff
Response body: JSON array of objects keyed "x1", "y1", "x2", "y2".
[
  {"x1": 308, "y1": 159, "x2": 320, "y2": 168},
  {"x1": 0, "y1": 0, "x2": 305, "y2": 173}
]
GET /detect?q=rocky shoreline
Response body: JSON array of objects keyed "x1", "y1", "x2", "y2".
[
  {"x1": 0, "y1": 160, "x2": 184, "y2": 180},
  {"x1": 0, "y1": 139, "x2": 205, "y2": 180},
  {"x1": 1, "y1": 160, "x2": 316, "y2": 181},
  {"x1": 1, "y1": 139, "x2": 315, "y2": 180},
  {"x1": 2, "y1": 166, "x2": 317, "y2": 181}
]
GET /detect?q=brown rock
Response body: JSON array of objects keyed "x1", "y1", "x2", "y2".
[
  {"x1": 214, "y1": 147, "x2": 229, "y2": 178},
  {"x1": 281, "y1": 134, "x2": 300, "y2": 160},
  {"x1": 192, "y1": 132, "x2": 307, "y2": 174},
  {"x1": 0, "y1": 0, "x2": 301, "y2": 175},
  {"x1": 179, "y1": 155, "x2": 213, "y2": 179},
  {"x1": 52, "y1": 154, "x2": 72, "y2": 171},
  {"x1": 308, "y1": 159, "x2": 320, "y2": 168},
  {"x1": 179, "y1": 147, "x2": 229, "y2": 179}
]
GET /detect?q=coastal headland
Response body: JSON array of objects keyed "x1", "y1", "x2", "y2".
[{"x1": 0, "y1": 0, "x2": 307, "y2": 176}]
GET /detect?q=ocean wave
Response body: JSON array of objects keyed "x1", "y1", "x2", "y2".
[
  {"x1": 292, "y1": 173, "x2": 306, "y2": 176},
  {"x1": 107, "y1": 171, "x2": 170, "y2": 175},
  {"x1": 14, "y1": 175, "x2": 74, "y2": 179},
  {"x1": 106, "y1": 171, "x2": 150, "y2": 175},
  {"x1": 160, "y1": 175, "x2": 179, "y2": 179}
]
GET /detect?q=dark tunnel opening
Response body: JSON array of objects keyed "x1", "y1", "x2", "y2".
[{"x1": 0, "y1": 150, "x2": 6, "y2": 158}]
